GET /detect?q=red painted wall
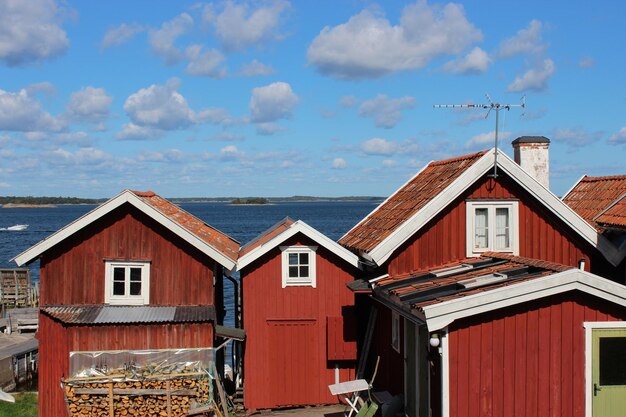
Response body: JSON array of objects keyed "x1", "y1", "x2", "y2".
[
  {"x1": 386, "y1": 174, "x2": 605, "y2": 277},
  {"x1": 241, "y1": 234, "x2": 357, "y2": 409},
  {"x1": 447, "y1": 292, "x2": 626, "y2": 417},
  {"x1": 38, "y1": 314, "x2": 213, "y2": 417},
  {"x1": 39, "y1": 204, "x2": 216, "y2": 306}
]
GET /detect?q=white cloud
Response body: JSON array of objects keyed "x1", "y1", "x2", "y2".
[
  {"x1": 507, "y1": 59, "x2": 555, "y2": 92},
  {"x1": 249, "y1": 82, "x2": 299, "y2": 123},
  {"x1": 65, "y1": 87, "x2": 113, "y2": 123},
  {"x1": 609, "y1": 127, "x2": 626, "y2": 145},
  {"x1": 0, "y1": 87, "x2": 63, "y2": 132},
  {"x1": 382, "y1": 159, "x2": 397, "y2": 167},
  {"x1": 239, "y1": 59, "x2": 275, "y2": 76},
  {"x1": 443, "y1": 47, "x2": 491, "y2": 74},
  {"x1": 220, "y1": 145, "x2": 244, "y2": 160},
  {"x1": 48, "y1": 147, "x2": 114, "y2": 167},
  {"x1": 123, "y1": 78, "x2": 195, "y2": 130},
  {"x1": 307, "y1": 2, "x2": 482, "y2": 79},
  {"x1": 138, "y1": 149, "x2": 184, "y2": 162},
  {"x1": 358, "y1": 94, "x2": 416, "y2": 128},
  {"x1": 116, "y1": 123, "x2": 162, "y2": 141},
  {"x1": 149, "y1": 13, "x2": 193, "y2": 65},
  {"x1": 332, "y1": 157, "x2": 347, "y2": 169},
  {"x1": 361, "y1": 138, "x2": 399, "y2": 156},
  {"x1": 465, "y1": 131, "x2": 511, "y2": 149},
  {"x1": 197, "y1": 108, "x2": 246, "y2": 127},
  {"x1": 496, "y1": 20, "x2": 546, "y2": 58},
  {"x1": 256, "y1": 122, "x2": 287, "y2": 135},
  {"x1": 340, "y1": 95, "x2": 359, "y2": 108},
  {"x1": 101, "y1": 23, "x2": 145, "y2": 48},
  {"x1": 0, "y1": 0, "x2": 69, "y2": 66},
  {"x1": 209, "y1": 0, "x2": 290, "y2": 51},
  {"x1": 185, "y1": 44, "x2": 226, "y2": 78},
  {"x1": 553, "y1": 127, "x2": 603, "y2": 147},
  {"x1": 579, "y1": 56, "x2": 594, "y2": 68}
]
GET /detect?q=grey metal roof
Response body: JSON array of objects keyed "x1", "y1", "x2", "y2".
[
  {"x1": 511, "y1": 135, "x2": 550, "y2": 144},
  {"x1": 41, "y1": 305, "x2": 216, "y2": 325},
  {"x1": 215, "y1": 324, "x2": 245, "y2": 341}
]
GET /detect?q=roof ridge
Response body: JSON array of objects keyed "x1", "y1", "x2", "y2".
[
  {"x1": 580, "y1": 174, "x2": 626, "y2": 182},
  {"x1": 240, "y1": 216, "x2": 295, "y2": 252},
  {"x1": 428, "y1": 150, "x2": 488, "y2": 167},
  {"x1": 482, "y1": 252, "x2": 574, "y2": 272},
  {"x1": 130, "y1": 190, "x2": 156, "y2": 197}
]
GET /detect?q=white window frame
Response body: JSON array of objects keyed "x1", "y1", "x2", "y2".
[
  {"x1": 466, "y1": 200, "x2": 519, "y2": 257},
  {"x1": 104, "y1": 261, "x2": 150, "y2": 305},
  {"x1": 392, "y1": 311, "x2": 401, "y2": 353},
  {"x1": 280, "y1": 245, "x2": 317, "y2": 288}
]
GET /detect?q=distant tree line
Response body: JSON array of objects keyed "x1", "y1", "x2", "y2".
[
  {"x1": 0, "y1": 196, "x2": 102, "y2": 205},
  {"x1": 230, "y1": 197, "x2": 269, "y2": 205}
]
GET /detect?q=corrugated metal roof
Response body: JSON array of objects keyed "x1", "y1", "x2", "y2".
[
  {"x1": 41, "y1": 305, "x2": 216, "y2": 325},
  {"x1": 132, "y1": 191, "x2": 240, "y2": 263},
  {"x1": 374, "y1": 253, "x2": 573, "y2": 311},
  {"x1": 339, "y1": 151, "x2": 487, "y2": 253},
  {"x1": 563, "y1": 175, "x2": 626, "y2": 230}
]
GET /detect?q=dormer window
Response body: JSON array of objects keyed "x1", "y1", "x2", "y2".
[
  {"x1": 280, "y1": 246, "x2": 317, "y2": 288},
  {"x1": 466, "y1": 201, "x2": 519, "y2": 256},
  {"x1": 104, "y1": 261, "x2": 150, "y2": 305}
]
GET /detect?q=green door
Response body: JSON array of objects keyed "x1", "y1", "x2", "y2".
[{"x1": 592, "y1": 328, "x2": 626, "y2": 416}]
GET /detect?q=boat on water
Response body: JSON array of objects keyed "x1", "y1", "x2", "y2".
[{"x1": 1, "y1": 224, "x2": 28, "y2": 231}]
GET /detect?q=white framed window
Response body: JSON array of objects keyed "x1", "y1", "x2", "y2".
[
  {"x1": 392, "y1": 311, "x2": 401, "y2": 353},
  {"x1": 280, "y1": 246, "x2": 317, "y2": 288},
  {"x1": 466, "y1": 201, "x2": 519, "y2": 257},
  {"x1": 104, "y1": 261, "x2": 150, "y2": 305}
]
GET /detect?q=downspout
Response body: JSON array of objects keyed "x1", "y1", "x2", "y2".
[{"x1": 226, "y1": 275, "x2": 241, "y2": 384}]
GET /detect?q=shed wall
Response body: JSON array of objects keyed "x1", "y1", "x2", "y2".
[
  {"x1": 387, "y1": 174, "x2": 603, "y2": 277},
  {"x1": 241, "y1": 235, "x2": 357, "y2": 409},
  {"x1": 447, "y1": 291, "x2": 626, "y2": 417},
  {"x1": 39, "y1": 204, "x2": 216, "y2": 306},
  {"x1": 38, "y1": 314, "x2": 213, "y2": 417}
]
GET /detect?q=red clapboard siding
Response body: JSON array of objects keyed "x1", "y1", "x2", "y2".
[
  {"x1": 447, "y1": 292, "x2": 626, "y2": 417},
  {"x1": 38, "y1": 314, "x2": 213, "y2": 417},
  {"x1": 386, "y1": 174, "x2": 603, "y2": 277},
  {"x1": 39, "y1": 204, "x2": 215, "y2": 306},
  {"x1": 241, "y1": 234, "x2": 357, "y2": 410},
  {"x1": 327, "y1": 316, "x2": 357, "y2": 361}
]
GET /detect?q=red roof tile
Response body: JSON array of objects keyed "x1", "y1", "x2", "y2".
[
  {"x1": 339, "y1": 150, "x2": 488, "y2": 253},
  {"x1": 376, "y1": 253, "x2": 573, "y2": 310},
  {"x1": 239, "y1": 217, "x2": 295, "y2": 257},
  {"x1": 563, "y1": 175, "x2": 626, "y2": 230},
  {"x1": 595, "y1": 193, "x2": 626, "y2": 229},
  {"x1": 131, "y1": 190, "x2": 240, "y2": 263}
]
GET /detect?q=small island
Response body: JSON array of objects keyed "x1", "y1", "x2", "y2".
[{"x1": 230, "y1": 197, "x2": 269, "y2": 205}]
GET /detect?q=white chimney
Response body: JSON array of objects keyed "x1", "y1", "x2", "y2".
[{"x1": 512, "y1": 136, "x2": 550, "y2": 189}]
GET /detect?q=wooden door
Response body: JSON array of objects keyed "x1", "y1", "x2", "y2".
[
  {"x1": 267, "y1": 319, "x2": 318, "y2": 407},
  {"x1": 592, "y1": 328, "x2": 626, "y2": 416}
]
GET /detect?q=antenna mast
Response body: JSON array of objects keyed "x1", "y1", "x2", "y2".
[{"x1": 434, "y1": 95, "x2": 525, "y2": 178}]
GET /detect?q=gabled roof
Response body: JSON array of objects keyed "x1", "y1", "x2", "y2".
[
  {"x1": 339, "y1": 148, "x2": 624, "y2": 266},
  {"x1": 371, "y1": 253, "x2": 626, "y2": 331},
  {"x1": 237, "y1": 218, "x2": 360, "y2": 271},
  {"x1": 13, "y1": 190, "x2": 240, "y2": 271},
  {"x1": 595, "y1": 193, "x2": 626, "y2": 229},
  {"x1": 563, "y1": 175, "x2": 626, "y2": 230}
]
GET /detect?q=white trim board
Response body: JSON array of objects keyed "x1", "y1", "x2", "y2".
[
  {"x1": 12, "y1": 190, "x2": 238, "y2": 271},
  {"x1": 366, "y1": 149, "x2": 624, "y2": 267},
  {"x1": 423, "y1": 269, "x2": 626, "y2": 332},
  {"x1": 237, "y1": 220, "x2": 360, "y2": 271}
]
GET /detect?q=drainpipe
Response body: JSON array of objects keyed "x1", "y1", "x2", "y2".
[{"x1": 226, "y1": 275, "x2": 241, "y2": 381}]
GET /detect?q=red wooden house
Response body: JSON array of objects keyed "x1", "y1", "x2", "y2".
[
  {"x1": 236, "y1": 218, "x2": 361, "y2": 410},
  {"x1": 339, "y1": 137, "x2": 626, "y2": 417},
  {"x1": 13, "y1": 190, "x2": 240, "y2": 417}
]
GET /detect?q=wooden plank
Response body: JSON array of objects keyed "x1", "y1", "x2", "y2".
[
  {"x1": 212, "y1": 362, "x2": 229, "y2": 417},
  {"x1": 166, "y1": 380, "x2": 172, "y2": 417},
  {"x1": 108, "y1": 381, "x2": 114, "y2": 417}
]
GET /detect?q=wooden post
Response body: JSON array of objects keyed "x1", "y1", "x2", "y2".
[
  {"x1": 166, "y1": 379, "x2": 172, "y2": 417},
  {"x1": 108, "y1": 380, "x2": 114, "y2": 417}
]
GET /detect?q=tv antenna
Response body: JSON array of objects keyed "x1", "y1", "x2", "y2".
[{"x1": 433, "y1": 94, "x2": 525, "y2": 178}]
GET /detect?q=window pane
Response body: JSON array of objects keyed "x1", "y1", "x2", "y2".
[
  {"x1": 113, "y1": 267, "x2": 125, "y2": 282},
  {"x1": 600, "y1": 337, "x2": 626, "y2": 385},
  {"x1": 299, "y1": 266, "x2": 309, "y2": 277},
  {"x1": 474, "y1": 208, "x2": 489, "y2": 248},
  {"x1": 495, "y1": 208, "x2": 510, "y2": 249},
  {"x1": 113, "y1": 281, "x2": 125, "y2": 296},
  {"x1": 130, "y1": 281, "x2": 142, "y2": 296},
  {"x1": 289, "y1": 266, "x2": 299, "y2": 277},
  {"x1": 130, "y1": 268, "x2": 142, "y2": 282},
  {"x1": 288, "y1": 253, "x2": 299, "y2": 265},
  {"x1": 299, "y1": 253, "x2": 309, "y2": 265}
]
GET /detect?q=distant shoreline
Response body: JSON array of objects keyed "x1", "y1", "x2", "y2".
[
  {"x1": 2, "y1": 203, "x2": 57, "y2": 208},
  {"x1": 0, "y1": 196, "x2": 384, "y2": 205}
]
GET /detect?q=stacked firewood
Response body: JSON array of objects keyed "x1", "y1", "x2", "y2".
[{"x1": 63, "y1": 371, "x2": 212, "y2": 417}]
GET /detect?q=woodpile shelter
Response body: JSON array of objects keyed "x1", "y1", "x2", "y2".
[
  {"x1": 236, "y1": 218, "x2": 361, "y2": 410},
  {"x1": 13, "y1": 189, "x2": 241, "y2": 417}
]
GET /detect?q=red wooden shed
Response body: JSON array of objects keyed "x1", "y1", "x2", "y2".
[
  {"x1": 236, "y1": 218, "x2": 361, "y2": 410},
  {"x1": 13, "y1": 190, "x2": 240, "y2": 417}
]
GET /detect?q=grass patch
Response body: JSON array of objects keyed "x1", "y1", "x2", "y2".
[{"x1": 0, "y1": 392, "x2": 37, "y2": 417}]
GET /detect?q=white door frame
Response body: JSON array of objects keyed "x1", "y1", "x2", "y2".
[{"x1": 583, "y1": 321, "x2": 626, "y2": 417}]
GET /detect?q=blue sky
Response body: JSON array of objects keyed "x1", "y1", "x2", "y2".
[{"x1": 0, "y1": 0, "x2": 624, "y2": 198}]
